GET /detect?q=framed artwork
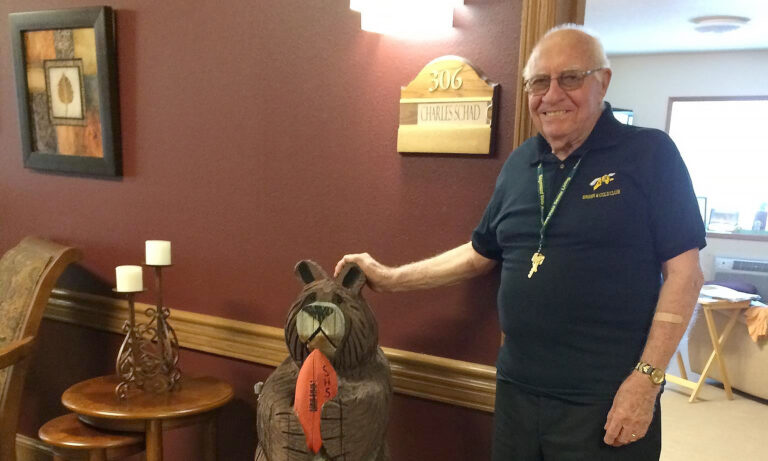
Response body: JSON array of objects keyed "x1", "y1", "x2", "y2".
[
  {"x1": 708, "y1": 209, "x2": 739, "y2": 233},
  {"x1": 9, "y1": 7, "x2": 121, "y2": 176}
]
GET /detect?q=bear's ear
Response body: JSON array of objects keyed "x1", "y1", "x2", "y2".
[
  {"x1": 335, "y1": 262, "x2": 367, "y2": 294},
  {"x1": 294, "y1": 260, "x2": 328, "y2": 285}
]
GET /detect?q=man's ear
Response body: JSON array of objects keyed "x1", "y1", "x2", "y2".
[
  {"x1": 600, "y1": 68, "x2": 612, "y2": 95},
  {"x1": 335, "y1": 262, "x2": 366, "y2": 294},
  {"x1": 294, "y1": 260, "x2": 328, "y2": 285}
]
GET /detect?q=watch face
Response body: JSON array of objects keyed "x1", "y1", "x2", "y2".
[{"x1": 650, "y1": 368, "x2": 665, "y2": 384}]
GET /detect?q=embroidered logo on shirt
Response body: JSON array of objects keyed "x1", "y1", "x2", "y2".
[
  {"x1": 589, "y1": 173, "x2": 615, "y2": 190},
  {"x1": 582, "y1": 189, "x2": 621, "y2": 200}
]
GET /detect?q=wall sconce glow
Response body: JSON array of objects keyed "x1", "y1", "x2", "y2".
[
  {"x1": 352, "y1": 0, "x2": 462, "y2": 13},
  {"x1": 349, "y1": 0, "x2": 366, "y2": 12},
  {"x1": 360, "y1": 0, "x2": 456, "y2": 38}
]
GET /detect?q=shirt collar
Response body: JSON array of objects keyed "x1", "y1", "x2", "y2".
[{"x1": 530, "y1": 102, "x2": 623, "y2": 165}]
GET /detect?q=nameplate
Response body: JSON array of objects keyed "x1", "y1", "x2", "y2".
[{"x1": 397, "y1": 56, "x2": 499, "y2": 155}]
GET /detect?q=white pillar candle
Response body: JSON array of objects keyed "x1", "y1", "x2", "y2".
[
  {"x1": 116, "y1": 265, "x2": 143, "y2": 292},
  {"x1": 145, "y1": 240, "x2": 172, "y2": 265}
]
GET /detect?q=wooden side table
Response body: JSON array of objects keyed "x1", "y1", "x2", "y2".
[
  {"x1": 39, "y1": 413, "x2": 144, "y2": 461},
  {"x1": 666, "y1": 297, "x2": 752, "y2": 402},
  {"x1": 62, "y1": 375, "x2": 234, "y2": 461}
]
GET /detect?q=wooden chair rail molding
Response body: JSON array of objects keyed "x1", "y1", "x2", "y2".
[
  {"x1": 44, "y1": 289, "x2": 497, "y2": 413},
  {"x1": 17, "y1": 433, "x2": 53, "y2": 460}
]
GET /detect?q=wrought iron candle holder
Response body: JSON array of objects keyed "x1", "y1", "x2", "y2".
[
  {"x1": 142, "y1": 264, "x2": 182, "y2": 393},
  {"x1": 114, "y1": 288, "x2": 146, "y2": 399},
  {"x1": 114, "y1": 264, "x2": 181, "y2": 399}
]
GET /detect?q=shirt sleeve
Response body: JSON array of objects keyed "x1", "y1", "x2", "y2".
[
  {"x1": 645, "y1": 131, "x2": 707, "y2": 262},
  {"x1": 471, "y1": 175, "x2": 505, "y2": 261}
]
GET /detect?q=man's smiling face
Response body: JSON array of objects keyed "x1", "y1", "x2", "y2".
[{"x1": 526, "y1": 29, "x2": 611, "y2": 156}]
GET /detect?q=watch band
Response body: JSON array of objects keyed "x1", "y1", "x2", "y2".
[{"x1": 635, "y1": 361, "x2": 665, "y2": 385}]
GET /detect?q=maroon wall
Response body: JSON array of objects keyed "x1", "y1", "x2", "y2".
[{"x1": 1, "y1": 1, "x2": 522, "y2": 459}]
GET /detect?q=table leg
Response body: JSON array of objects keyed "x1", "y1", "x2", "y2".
[
  {"x1": 689, "y1": 349, "x2": 716, "y2": 402},
  {"x1": 703, "y1": 307, "x2": 740, "y2": 399},
  {"x1": 675, "y1": 350, "x2": 688, "y2": 380},
  {"x1": 203, "y1": 414, "x2": 217, "y2": 461},
  {"x1": 89, "y1": 449, "x2": 107, "y2": 461},
  {"x1": 688, "y1": 308, "x2": 740, "y2": 402},
  {"x1": 146, "y1": 419, "x2": 163, "y2": 461}
]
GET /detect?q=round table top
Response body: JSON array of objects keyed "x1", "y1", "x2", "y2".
[
  {"x1": 39, "y1": 413, "x2": 144, "y2": 449},
  {"x1": 62, "y1": 375, "x2": 234, "y2": 420}
]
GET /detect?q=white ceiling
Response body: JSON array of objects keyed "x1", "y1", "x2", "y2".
[{"x1": 584, "y1": 0, "x2": 768, "y2": 55}]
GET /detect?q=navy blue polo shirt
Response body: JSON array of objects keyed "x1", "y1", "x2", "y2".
[{"x1": 472, "y1": 103, "x2": 706, "y2": 402}]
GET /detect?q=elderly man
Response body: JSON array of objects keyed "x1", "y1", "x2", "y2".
[{"x1": 336, "y1": 25, "x2": 705, "y2": 460}]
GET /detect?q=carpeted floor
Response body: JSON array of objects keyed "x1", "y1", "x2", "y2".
[{"x1": 660, "y1": 341, "x2": 768, "y2": 461}]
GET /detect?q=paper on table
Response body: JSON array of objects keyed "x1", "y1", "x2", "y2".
[{"x1": 700, "y1": 284, "x2": 762, "y2": 301}]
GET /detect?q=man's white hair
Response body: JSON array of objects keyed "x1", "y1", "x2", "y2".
[{"x1": 522, "y1": 23, "x2": 611, "y2": 80}]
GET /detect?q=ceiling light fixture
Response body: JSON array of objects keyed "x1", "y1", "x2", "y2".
[{"x1": 690, "y1": 15, "x2": 750, "y2": 33}]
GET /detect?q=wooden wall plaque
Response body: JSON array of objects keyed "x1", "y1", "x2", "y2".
[{"x1": 397, "y1": 56, "x2": 499, "y2": 155}]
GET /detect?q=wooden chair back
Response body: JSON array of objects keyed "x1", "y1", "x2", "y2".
[{"x1": 0, "y1": 236, "x2": 81, "y2": 461}]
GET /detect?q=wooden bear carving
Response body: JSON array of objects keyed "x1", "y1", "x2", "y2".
[{"x1": 255, "y1": 260, "x2": 392, "y2": 461}]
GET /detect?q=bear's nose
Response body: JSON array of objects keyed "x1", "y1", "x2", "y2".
[{"x1": 304, "y1": 303, "x2": 334, "y2": 323}]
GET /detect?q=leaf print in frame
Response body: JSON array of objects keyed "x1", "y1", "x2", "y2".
[{"x1": 44, "y1": 59, "x2": 86, "y2": 126}]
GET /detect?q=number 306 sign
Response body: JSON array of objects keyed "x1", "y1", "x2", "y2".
[{"x1": 397, "y1": 56, "x2": 499, "y2": 155}]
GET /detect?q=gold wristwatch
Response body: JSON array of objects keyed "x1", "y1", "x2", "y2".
[{"x1": 635, "y1": 361, "x2": 665, "y2": 385}]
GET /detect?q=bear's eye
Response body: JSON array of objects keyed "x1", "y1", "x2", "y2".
[{"x1": 333, "y1": 294, "x2": 343, "y2": 306}]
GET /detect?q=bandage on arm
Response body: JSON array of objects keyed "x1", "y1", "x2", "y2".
[{"x1": 653, "y1": 312, "x2": 683, "y2": 324}]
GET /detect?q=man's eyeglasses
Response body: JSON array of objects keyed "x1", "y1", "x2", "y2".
[{"x1": 523, "y1": 68, "x2": 604, "y2": 95}]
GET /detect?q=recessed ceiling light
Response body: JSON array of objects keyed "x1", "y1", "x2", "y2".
[{"x1": 690, "y1": 15, "x2": 750, "y2": 33}]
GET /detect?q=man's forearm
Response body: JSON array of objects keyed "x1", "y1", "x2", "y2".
[
  {"x1": 387, "y1": 242, "x2": 496, "y2": 292},
  {"x1": 638, "y1": 249, "x2": 704, "y2": 371}
]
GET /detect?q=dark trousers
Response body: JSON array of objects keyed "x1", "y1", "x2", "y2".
[{"x1": 492, "y1": 379, "x2": 662, "y2": 461}]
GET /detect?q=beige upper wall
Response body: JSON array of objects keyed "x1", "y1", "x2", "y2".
[
  {"x1": 605, "y1": 50, "x2": 768, "y2": 130},
  {"x1": 604, "y1": 50, "x2": 768, "y2": 279}
]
